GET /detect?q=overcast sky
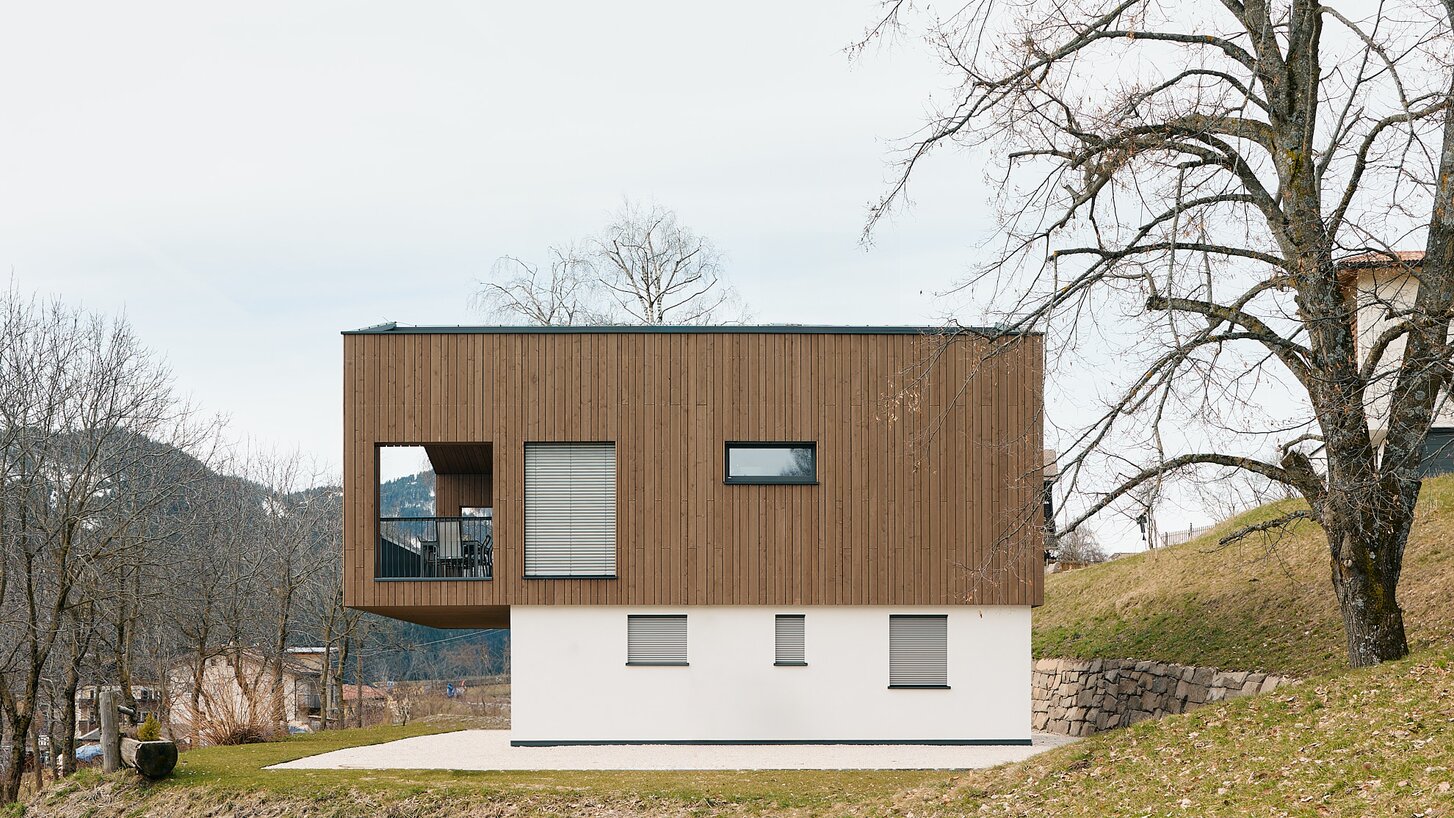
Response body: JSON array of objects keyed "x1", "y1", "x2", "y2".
[{"x1": 0, "y1": 2, "x2": 1166, "y2": 549}]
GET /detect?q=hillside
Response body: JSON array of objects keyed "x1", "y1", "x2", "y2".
[
  {"x1": 1035, "y1": 474, "x2": 1454, "y2": 677},
  {"x1": 927, "y1": 647, "x2": 1454, "y2": 816}
]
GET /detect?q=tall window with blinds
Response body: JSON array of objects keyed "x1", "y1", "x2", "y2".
[
  {"x1": 888, "y1": 614, "x2": 948, "y2": 688},
  {"x1": 774, "y1": 614, "x2": 806, "y2": 665},
  {"x1": 524, "y1": 442, "x2": 617, "y2": 577},
  {"x1": 626, "y1": 614, "x2": 688, "y2": 665}
]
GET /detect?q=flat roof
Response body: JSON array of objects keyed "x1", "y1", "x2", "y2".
[{"x1": 343, "y1": 322, "x2": 1038, "y2": 336}]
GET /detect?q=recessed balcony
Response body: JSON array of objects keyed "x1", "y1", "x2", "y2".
[{"x1": 376, "y1": 442, "x2": 493, "y2": 581}]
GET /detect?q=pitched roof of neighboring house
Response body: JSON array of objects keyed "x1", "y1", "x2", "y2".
[
  {"x1": 340, "y1": 683, "x2": 388, "y2": 701},
  {"x1": 1339, "y1": 250, "x2": 1426, "y2": 269},
  {"x1": 168, "y1": 646, "x2": 324, "y2": 679}
]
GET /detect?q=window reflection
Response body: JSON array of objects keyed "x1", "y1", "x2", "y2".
[{"x1": 726, "y1": 444, "x2": 816, "y2": 483}]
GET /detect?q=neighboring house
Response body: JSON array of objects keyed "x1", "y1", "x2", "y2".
[
  {"x1": 338, "y1": 683, "x2": 391, "y2": 725},
  {"x1": 341, "y1": 324, "x2": 1046, "y2": 745},
  {"x1": 1342, "y1": 250, "x2": 1454, "y2": 474},
  {"x1": 75, "y1": 683, "x2": 164, "y2": 737},
  {"x1": 166, "y1": 647, "x2": 335, "y2": 740}
]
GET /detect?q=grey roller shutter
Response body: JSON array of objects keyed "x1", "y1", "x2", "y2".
[
  {"x1": 889, "y1": 615, "x2": 948, "y2": 687},
  {"x1": 524, "y1": 443, "x2": 616, "y2": 577},
  {"x1": 627, "y1": 615, "x2": 687, "y2": 665},
  {"x1": 774, "y1": 614, "x2": 806, "y2": 665}
]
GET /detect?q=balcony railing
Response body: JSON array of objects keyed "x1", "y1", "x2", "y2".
[{"x1": 377, "y1": 515, "x2": 493, "y2": 580}]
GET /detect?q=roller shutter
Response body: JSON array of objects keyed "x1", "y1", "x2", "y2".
[
  {"x1": 774, "y1": 614, "x2": 806, "y2": 665},
  {"x1": 889, "y1": 615, "x2": 948, "y2": 687},
  {"x1": 524, "y1": 442, "x2": 616, "y2": 577},
  {"x1": 627, "y1": 615, "x2": 687, "y2": 665}
]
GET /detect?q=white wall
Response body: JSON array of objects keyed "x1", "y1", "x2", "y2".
[
  {"x1": 511, "y1": 605, "x2": 1030, "y2": 743},
  {"x1": 1354, "y1": 266, "x2": 1454, "y2": 433}
]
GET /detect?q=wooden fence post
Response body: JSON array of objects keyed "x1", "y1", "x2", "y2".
[{"x1": 99, "y1": 690, "x2": 120, "y2": 774}]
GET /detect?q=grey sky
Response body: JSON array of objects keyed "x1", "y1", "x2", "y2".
[{"x1": 1, "y1": 2, "x2": 1165, "y2": 549}]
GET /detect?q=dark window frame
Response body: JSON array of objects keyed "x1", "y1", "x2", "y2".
[{"x1": 723, "y1": 441, "x2": 819, "y2": 485}]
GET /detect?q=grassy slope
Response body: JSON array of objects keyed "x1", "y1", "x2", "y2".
[
  {"x1": 1034, "y1": 473, "x2": 1454, "y2": 677},
  {"x1": 932, "y1": 648, "x2": 1454, "y2": 817}
]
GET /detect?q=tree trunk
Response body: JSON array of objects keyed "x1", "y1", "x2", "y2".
[
  {"x1": 29, "y1": 720, "x2": 43, "y2": 793},
  {"x1": 59, "y1": 679, "x2": 78, "y2": 778},
  {"x1": 2, "y1": 712, "x2": 33, "y2": 803},
  {"x1": 1327, "y1": 521, "x2": 1410, "y2": 667}
]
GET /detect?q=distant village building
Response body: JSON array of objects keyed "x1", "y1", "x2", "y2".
[
  {"x1": 165, "y1": 647, "x2": 339, "y2": 743},
  {"x1": 75, "y1": 683, "x2": 164, "y2": 738}
]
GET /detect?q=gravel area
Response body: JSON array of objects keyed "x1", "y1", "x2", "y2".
[{"x1": 268, "y1": 729, "x2": 1076, "y2": 771}]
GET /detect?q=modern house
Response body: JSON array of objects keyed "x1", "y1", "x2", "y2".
[
  {"x1": 1342, "y1": 250, "x2": 1454, "y2": 474},
  {"x1": 342, "y1": 325, "x2": 1045, "y2": 745}
]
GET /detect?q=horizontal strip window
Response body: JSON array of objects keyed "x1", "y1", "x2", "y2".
[
  {"x1": 889, "y1": 614, "x2": 948, "y2": 688},
  {"x1": 774, "y1": 614, "x2": 806, "y2": 666},
  {"x1": 725, "y1": 442, "x2": 817, "y2": 485},
  {"x1": 627, "y1": 614, "x2": 687, "y2": 665}
]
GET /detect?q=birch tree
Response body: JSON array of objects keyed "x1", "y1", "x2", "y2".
[{"x1": 476, "y1": 202, "x2": 748, "y2": 325}]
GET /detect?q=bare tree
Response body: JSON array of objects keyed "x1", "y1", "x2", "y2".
[
  {"x1": 0, "y1": 289, "x2": 216, "y2": 801},
  {"x1": 475, "y1": 202, "x2": 748, "y2": 325},
  {"x1": 471, "y1": 247, "x2": 612, "y2": 326},
  {"x1": 868, "y1": 0, "x2": 1454, "y2": 666},
  {"x1": 1054, "y1": 528, "x2": 1108, "y2": 564},
  {"x1": 595, "y1": 202, "x2": 744, "y2": 324}
]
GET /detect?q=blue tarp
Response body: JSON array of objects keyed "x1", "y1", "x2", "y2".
[{"x1": 75, "y1": 744, "x2": 104, "y2": 761}]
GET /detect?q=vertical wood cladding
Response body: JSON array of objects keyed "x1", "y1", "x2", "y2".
[{"x1": 343, "y1": 329, "x2": 1045, "y2": 622}]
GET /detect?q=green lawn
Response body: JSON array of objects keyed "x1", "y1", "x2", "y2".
[
  {"x1": 34, "y1": 722, "x2": 947, "y2": 817},
  {"x1": 1034, "y1": 474, "x2": 1454, "y2": 677}
]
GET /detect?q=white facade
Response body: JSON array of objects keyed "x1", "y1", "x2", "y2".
[
  {"x1": 1352, "y1": 263, "x2": 1454, "y2": 435},
  {"x1": 510, "y1": 605, "x2": 1031, "y2": 744}
]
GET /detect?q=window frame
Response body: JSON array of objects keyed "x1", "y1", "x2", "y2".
[
  {"x1": 625, "y1": 614, "x2": 689, "y2": 667},
  {"x1": 887, "y1": 614, "x2": 950, "y2": 689},
  {"x1": 773, "y1": 613, "x2": 807, "y2": 666},
  {"x1": 723, "y1": 441, "x2": 819, "y2": 485},
  {"x1": 523, "y1": 441, "x2": 618, "y2": 579}
]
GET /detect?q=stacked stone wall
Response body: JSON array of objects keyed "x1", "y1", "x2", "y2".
[{"x1": 1032, "y1": 658, "x2": 1295, "y2": 736}]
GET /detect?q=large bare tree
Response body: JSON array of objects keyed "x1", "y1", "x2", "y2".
[{"x1": 868, "y1": 0, "x2": 1454, "y2": 666}]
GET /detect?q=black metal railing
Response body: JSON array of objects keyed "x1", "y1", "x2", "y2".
[{"x1": 377, "y1": 515, "x2": 493, "y2": 579}]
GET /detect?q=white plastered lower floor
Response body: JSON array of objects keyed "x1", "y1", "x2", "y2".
[{"x1": 511, "y1": 605, "x2": 1033, "y2": 744}]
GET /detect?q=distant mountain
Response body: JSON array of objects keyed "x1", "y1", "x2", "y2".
[{"x1": 378, "y1": 470, "x2": 435, "y2": 517}]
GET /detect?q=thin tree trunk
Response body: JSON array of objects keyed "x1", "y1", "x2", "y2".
[
  {"x1": 1, "y1": 713, "x2": 32, "y2": 803},
  {"x1": 355, "y1": 651, "x2": 364, "y2": 729},
  {"x1": 29, "y1": 720, "x2": 42, "y2": 794}
]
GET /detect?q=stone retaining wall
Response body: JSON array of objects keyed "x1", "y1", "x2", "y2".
[{"x1": 1031, "y1": 658, "x2": 1296, "y2": 736}]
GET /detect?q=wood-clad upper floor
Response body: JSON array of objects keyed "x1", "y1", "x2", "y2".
[{"x1": 343, "y1": 325, "x2": 1045, "y2": 628}]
